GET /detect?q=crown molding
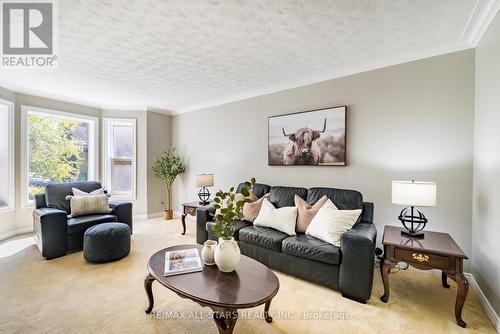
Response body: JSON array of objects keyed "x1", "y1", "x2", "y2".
[
  {"x1": 146, "y1": 106, "x2": 175, "y2": 116},
  {"x1": 175, "y1": 42, "x2": 472, "y2": 114},
  {"x1": 461, "y1": 0, "x2": 500, "y2": 46},
  {"x1": 0, "y1": 78, "x2": 149, "y2": 112}
]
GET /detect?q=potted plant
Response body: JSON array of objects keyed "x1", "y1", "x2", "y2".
[
  {"x1": 152, "y1": 148, "x2": 187, "y2": 220},
  {"x1": 211, "y1": 178, "x2": 255, "y2": 272}
]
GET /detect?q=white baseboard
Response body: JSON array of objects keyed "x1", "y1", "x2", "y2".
[
  {"x1": 465, "y1": 272, "x2": 500, "y2": 332},
  {"x1": 0, "y1": 227, "x2": 34, "y2": 242}
]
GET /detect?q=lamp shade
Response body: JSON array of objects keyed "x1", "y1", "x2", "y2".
[
  {"x1": 392, "y1": 181, "x2": 437, "y2": 207},
  {"x1": 196, "y1": 174, "x2": 214, "y2": 187}
]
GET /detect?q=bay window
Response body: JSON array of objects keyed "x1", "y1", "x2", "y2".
[
  {"x1": 21, "y1": 106, "x2": 98, "y2": 206},
  {"x1": 103, "y1": 118, "x2": 136, "y2": 200},
  {"x1": 0, "y1": 99, "x2": 14, "y2": 211}
]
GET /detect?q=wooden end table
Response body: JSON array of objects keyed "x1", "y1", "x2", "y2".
[
  {"x1": 380, "y1": 225, "x2": 469, "y2": 327},
  {"x1": 181, "y1": 201, "x2": 212, "y2": 235},
  {"x1": 144, "y1": 244, "x2": 279, "y2": 334}
]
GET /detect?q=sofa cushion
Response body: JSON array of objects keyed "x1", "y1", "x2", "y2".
[
  {"x1": 282, "y1": 234, "x2": 340, "y2": 265},
  {"x1": 205, "y1": 220, "x2": 252, "y2": 240},
  {"x1": 45, "y1": 181, "x2": 103, "y2": 214},
  {"x1": 236, "y1": 182, "x2": 271, "y2": 199},
  {"x1": 306, "y1": 187, "x2": 363, "y2": 210},
  {"x1": 269, "y1": 186, "x2": 308, "y2": 208},
  {"x1": 238, "y1": 225, "x2": 289, "y2": 251},
  {"x1": 67, "y1": 214, "x2": 117, "y2": 235}
]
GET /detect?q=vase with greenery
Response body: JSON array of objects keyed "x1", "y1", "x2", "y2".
[
  {"x1": 211, "y1": 178, "x2": 255, "y2": 272},
  {"x1": 151, "y1": 149, "x2": 187, "y2": 220}
]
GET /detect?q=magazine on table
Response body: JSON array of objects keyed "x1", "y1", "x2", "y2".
[{"x1": 164, "y1": 248, "x2": 203, "y2": 276}]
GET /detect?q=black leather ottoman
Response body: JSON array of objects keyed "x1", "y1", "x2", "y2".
[{"x1": 83, "y1": 223, "x2": 131, "y2": 263}]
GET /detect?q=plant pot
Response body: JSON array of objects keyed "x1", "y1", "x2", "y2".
[
  {"x1": 163, "y1": 210, "x2": 173, "y2": 220},
  {"x1": 214, "y1": 237, "x2": 240, "y2": 273}
]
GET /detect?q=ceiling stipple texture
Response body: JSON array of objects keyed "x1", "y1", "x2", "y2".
[{"x1": 0, "y1": 0, "x2": 495, "y2": 113}]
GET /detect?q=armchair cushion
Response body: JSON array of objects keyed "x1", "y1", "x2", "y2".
[
  {"x1": 67, "y1": 214, "x2": 117, "y2": 235},
  {"x1": 45, "y1": 181, "x2": 103, "y2": 214}
]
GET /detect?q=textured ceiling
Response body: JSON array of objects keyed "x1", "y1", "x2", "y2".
[{"x1": 0, "y1": 0, "x2": 496, "y2": 113}]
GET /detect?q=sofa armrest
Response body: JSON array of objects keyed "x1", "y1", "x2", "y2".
[
  {"x1": 361, "y1": 202, "x2": 374, "y2": 224},
  {"x1": 33, "y1": 207, "x2": 68, "y2": 259},
  {"x1": 196, "y1": 205, "x2": 215, "y2": 244},
  {"x1": 339, "y1": 223, "x2": 377, "y2": 302},
  {"x1": 109, "y1": 201, "x2": 133, "y2": 233}
]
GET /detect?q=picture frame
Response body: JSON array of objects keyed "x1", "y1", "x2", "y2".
[{"x1": 268, "y1": 106, "x2": 346, "y2": 166}]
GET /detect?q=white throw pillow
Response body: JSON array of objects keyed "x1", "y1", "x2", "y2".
[
  {"x1": 253, "y1": 198, "x2": 297, "y2": 236},
  {"x1": 305, "y1": 199, "x2": 362, "y2": 246},
  {"x1": 72, "y1": 187, "x2": 106, "y2": 196}
]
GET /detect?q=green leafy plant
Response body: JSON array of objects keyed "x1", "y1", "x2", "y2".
[
  {"x1": 151, "y1": 148, "x2": 187, "y2": 211},
  {"x1": 211, "y1": 178, "x2": 256, "y2": 240}
]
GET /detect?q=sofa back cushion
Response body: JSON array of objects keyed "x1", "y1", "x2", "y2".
[
  {"x1": 236, "y1": 182, "x2": 271, "y2": 199},
  {"x1": 45, "y1": 181, "x2": 103, "y2": 214},
  {"x1": 270, "y1": 186, "x2": 308, "y2": 208},
  {"x1": 306, "y1": 187, "x2": 363, "y2": 211}
]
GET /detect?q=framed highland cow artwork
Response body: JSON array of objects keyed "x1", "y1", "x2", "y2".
[{"x1": 268, "y1": 106, "x2": 346, "y2": 166}]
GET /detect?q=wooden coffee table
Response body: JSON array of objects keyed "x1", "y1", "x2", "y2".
[{"x1": 144, "y1": 244, "x2": 280, "y2": 334}]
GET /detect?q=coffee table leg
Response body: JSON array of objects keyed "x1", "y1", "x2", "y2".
[
  {"x1": 213, "y1": 309, "x2": 238, "y2": 334},
  {"x1": 181, "y1": 214, "x2": 187, "y2": 235},
  {"x1": 144, "y1": 274, "x2": 155, "y2": 314},
  {"x1": 264, "y1": 299, "x2": 273, "y2": 323}
]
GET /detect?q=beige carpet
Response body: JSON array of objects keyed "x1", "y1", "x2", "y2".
[{"x1": 0, "y1": 217, "x2": 495, "y2": 334}]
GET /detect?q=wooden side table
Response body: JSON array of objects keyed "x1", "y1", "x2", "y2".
[
  {"x1": 181, "y1": 201, "x2": 212, "y2": 235},
  {"x1": 380, "y1": 225, "x2": 469, "y2": 327}
]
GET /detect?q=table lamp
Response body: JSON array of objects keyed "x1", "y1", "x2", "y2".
[
  {"x1": 392, "y1": 180, "x2": 437, "y2": 239},
  {"x1": 196, "y1": 173, "x2": 214, "y2": 205}
]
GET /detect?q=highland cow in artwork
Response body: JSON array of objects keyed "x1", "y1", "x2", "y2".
[{"x1": 268, "y1": 106, "x2": 346, "y2": 166}]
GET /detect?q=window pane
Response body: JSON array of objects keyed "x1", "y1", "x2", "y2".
[
  {"x1": 112, "y1": 160, "x2": 132, "y2": 192},
  {"x1": 28, "y1": 112, "x2": 91, "y2": 200},
  {"x1": 112, "y1": 125, "x2": 133, "y2": 158},
  {"x1": 0, "y1": 104, "x2": 11, "y2": 208}
]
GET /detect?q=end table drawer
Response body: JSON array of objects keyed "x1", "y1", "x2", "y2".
[{"x1": 394, "y1": 248, "x2": 450, "y2": 269}]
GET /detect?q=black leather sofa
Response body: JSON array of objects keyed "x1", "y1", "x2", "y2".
[
  {"x1": 33, "y1": 181, "x2": 133, "y2": 260},
  {"x1": 197, "y1": 183, "x2": 377, "y2": 303}
]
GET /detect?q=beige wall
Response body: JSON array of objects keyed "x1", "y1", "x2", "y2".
[
  {"x1": 473, "y1": 10, "x2": 500, "y2": 321},
  {"x1": 147, "y1": 111, "x2": 172, "y2": 215},
  {"x1": 172, "y1": 50, "x2": 475, "y2": 269}
]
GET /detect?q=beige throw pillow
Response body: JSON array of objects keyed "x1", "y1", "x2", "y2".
[
  {"x1": 67, "y1": 195, "x2": 112, "y2": 218},
  {"x1": 294, "y1": 194, "x2": 328, "y2": 233},
  {"x1": 253, "y1": 198, "x2": 297, "y2": 235},
  {"x1": 305, "y1": 199, "x2": 362, "y2": 246},
  {"x1": 242, "y1": 194, "x2": 270, "y2": 222}
]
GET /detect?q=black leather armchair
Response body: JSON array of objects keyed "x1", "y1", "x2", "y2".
[{"x1": 33, "y1": 181, "x2": 133, "y2": 260}]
